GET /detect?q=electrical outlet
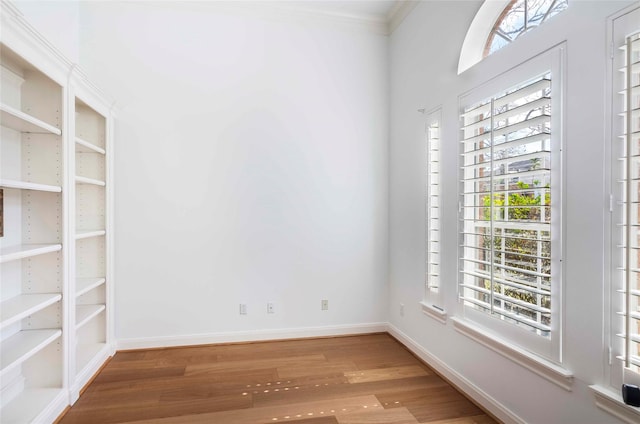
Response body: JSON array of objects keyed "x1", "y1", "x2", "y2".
[
  {"x1": 239, "y1": 304, "x2": 247, "y2": 315},
  {"x1": 267, "y1": 302, "x2": 275, "y2": 314},
  {"x1": 321, "y1": 299, "x2": 329, "y2": 311},
  {"x1": 400, "y1": 303, "x2": 405, "y2": 317}
]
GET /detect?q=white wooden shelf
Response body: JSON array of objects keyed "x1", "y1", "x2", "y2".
[
  {"x1": 0, "y1": 179, "x2": 62, "y2": 192},
  {"x1": 76, "y1": 304, "x2": 105, "y2": 329},
  {"x1": 75, "y1": 136, "x2": 106, "y2": 155},
  {"x1": 0, "y1": 293, "x2": 62, "y2": 330},
  {"x1": 76, "y1": 277, "x2": 106, "y2": 297},
  {"x1": 1, "y1": 388, "x2": 65, "y2": 424},
  {"x1": 75, "y1": 175, "x2": 105, "y2": 186},
  {"x1": 0, "y1": 244, "x2": 62, "y2": 264},
  {"x1": 77, "y1": 342, "x2": 107, "y2": 374},
  {"x1": 0, "y1": 329, "x2": 62, "y2": 377},
  {"x1": 75, "y1": 230, "x2": 106, "y2": 240},
  {"x1": 0, "y1": 103, "x2": 62, "y2": 135}
]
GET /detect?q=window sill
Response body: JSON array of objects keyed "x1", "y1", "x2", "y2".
[
  {"x1": 451, "y1": 317, "x2": 573, "y2": 391},
  {"x1": 590, "y1": 385, "x2": 640, "y2": 424},
  {"x1": 420, "y1": 301, "x2": 447, "y2": 324}
]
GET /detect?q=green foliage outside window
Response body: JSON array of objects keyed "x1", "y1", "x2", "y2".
[{"x1": 481, "y1": 180, "x2": 551, "y2": 329}]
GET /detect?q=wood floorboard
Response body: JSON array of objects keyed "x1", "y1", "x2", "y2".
[
  {"x1": 344, "y1": 365, "x2": 429, "y2": 383},
  {"x1": 282, "y1": 417, "x2": 339, "y2": 424},
  {"x1": 185, "y1": 354, "x2": 329, "y2": 377},
  {"x1": 335, "y1": 407, "x2": 419, "y2": 424},
  {"x1": 58, "y1": 334, "x2": 499, "y2": 424}
]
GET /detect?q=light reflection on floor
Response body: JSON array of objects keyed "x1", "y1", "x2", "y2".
[
  {"x1": 268, "y1": 403, "x2": 382, "y2": 421},
  {"x1": 243, "y1": 377, "x2": 383, "y2": 421}
]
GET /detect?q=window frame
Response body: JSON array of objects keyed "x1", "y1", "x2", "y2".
[
  {"x1": 457, "y1": 45, "x2": 565, "y2": 363},
  {"x1": 484, "y1": 0, "x2": 569, "y2": 58},
  {"x1": 606, "y1": 3, "x2": 640, "y2": 392},
  {"x1": 590, "y1": 6, "x2": 640, "y2": 422},
  {"x1": 458, "y1": 0, "x2": 568, "y2": 74},
  {"x1": 422, "y1": 107, "x2": 447, "y2": 323}
]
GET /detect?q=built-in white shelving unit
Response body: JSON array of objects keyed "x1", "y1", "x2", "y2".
[
  {"x1": 0, "y1": 2, "x2": 115, "y2": 422},
  {"x1": 0, "y1": 25, "x2": 66, "y2": 424},
  {"x1": 68, "y1": 74, "x2": 112, "y2": 405}
]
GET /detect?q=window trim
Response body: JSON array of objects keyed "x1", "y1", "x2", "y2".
[
  {"x1": 421, "y1": 301, "x2": 447, "y2": 324},
  {"x1": 459, "y1": 0, "x2": 511, "y2": 74},
  {"x1": 453, "y1": 317, "x2": 573, "y2": 390},
  {"x1": 457, "y1": 44, "x2": 566, "y2": 363},
  {"x1": 590, "y1": 385, "x2": 640, "y2": 424}
]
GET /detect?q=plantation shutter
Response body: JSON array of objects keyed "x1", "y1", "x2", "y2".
[
  {"x1": 426, "y1": 113, "x2": 441, "y2": 297},
  {"x1": 617, "y1": 30, "x2": 640, "y2": 377},
  {"x1": 460, "y1": 74, "x2": 553, "y2": 336}
]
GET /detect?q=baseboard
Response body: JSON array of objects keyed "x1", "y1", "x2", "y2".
[
  {"x1": 36, "y1": 389, "x2": 69, "y2": 424},
  {"x1": 386, "y1": 323, "x2": 526, "y2": 424},
  {"x1": 70, "y1": 344, "x2": 114, "y2": 404},
  {"x1": 116, "y1": 322, "x2": 388, "y2": 350}
]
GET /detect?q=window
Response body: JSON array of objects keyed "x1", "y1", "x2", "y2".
[
  {"x1": 458, "y1": 0, "x2": 568, "y2": 74},
  {"x1": 424, "y1": 109, "x2": 444, "y2": 319},
  {"x1": 485, "y1": 0, "x2": 568, "y2": 57},
  {"x1": 459, "y1": 47, "x2": 563, "y2": 360},
  {"x1": 611, "y1": 8, "x2": 640, "y2": 389},
  {"x1": 593, "y1": 7, "x2": 640, "y2": 418}
]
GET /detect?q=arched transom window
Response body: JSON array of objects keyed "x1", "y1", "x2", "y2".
[
  {"x1": 458, "y1": 0, "x2": 568, "y2": 73},
  {"x1": 485, "y1": 0, "x2": 569, "y2": 57}
]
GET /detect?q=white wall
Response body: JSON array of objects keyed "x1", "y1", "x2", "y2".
[
  {"x1": 389, "y1": 1, "x2": 636, "y2": 423},
  {"x1": 76, "y1": 1, "x2": 389, "y2": 343}
]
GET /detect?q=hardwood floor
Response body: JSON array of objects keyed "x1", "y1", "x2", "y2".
[{"x1": 58, "y1": 334, "x2": 498, "y2": 424}]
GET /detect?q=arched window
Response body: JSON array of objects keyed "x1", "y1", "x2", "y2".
[
  {"x1": 458, "y1": 0, "x2": 568, "y2": 73},
  {"x1": 485, "y1": 0, "x2": 568, "y2": 57}
]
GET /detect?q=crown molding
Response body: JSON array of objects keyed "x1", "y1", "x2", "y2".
[
  {"x1": 0, "y1": 0, "x2": 73, "y2": 84},
  {"x1": 121, "y1": 1, "x2": 418, "y2": 36},
  {"x1": 387, "y1": 0, "x2": 420, "y2": 34}
]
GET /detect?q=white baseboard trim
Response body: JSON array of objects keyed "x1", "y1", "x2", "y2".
[
  {"x1": 386, "y1": 323, "x2": 526, "y2": 424},
  {"x1": 36, "y1": 389, "x2": 69, "y2": 424},
  {"x1": 116, "y1": 322, "x2": 388, "y2": 350},
  {"x1": 70, "y1": 344, "x2": 114, "y2": 404}
]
